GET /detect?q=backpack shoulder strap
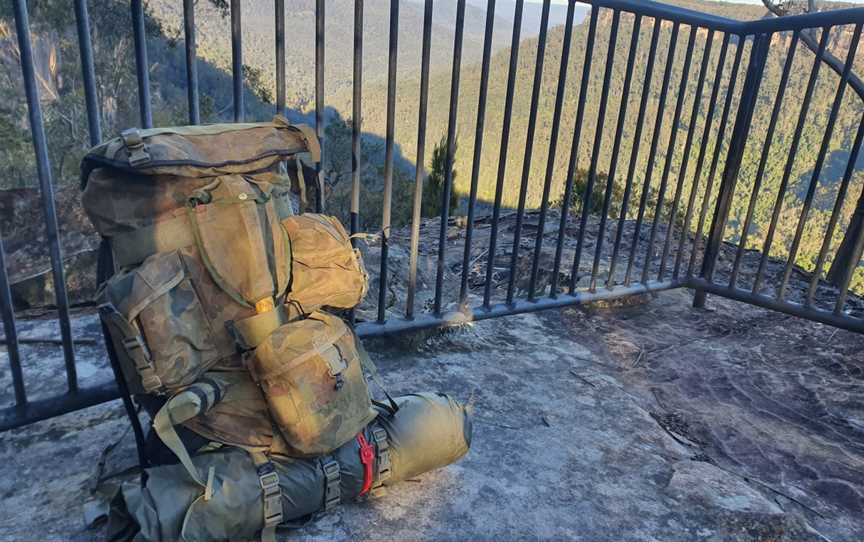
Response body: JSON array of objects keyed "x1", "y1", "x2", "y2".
[{"x1": 152, "y1": 379, "x2": 224, "y2": 490}]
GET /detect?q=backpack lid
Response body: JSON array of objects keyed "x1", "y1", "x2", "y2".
[{"x1": 80, "y1": 116, "x2": 320, "y2": 188}]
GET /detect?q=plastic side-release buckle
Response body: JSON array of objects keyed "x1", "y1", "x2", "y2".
[
  {"x1": 356, "y1": 433, "x2": 375, "y2": 497},
  {"x1": 257, "y1": 462, "x2": 283, "y2": 527},
  {"x1": 321, "y1": 457, "x2": 341, "y2": 511},
  {"x1": 121, "y1": 128, "x2": 151, "y2": 167},
  {"x1": 370, "y1": 427, "x2": 391, "y2": 498},
  {"x1": 100, "y1": 303, "x2": 162, "y2": 393}
]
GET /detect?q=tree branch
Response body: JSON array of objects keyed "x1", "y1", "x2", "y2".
[{"x1": 761, "y1": 0, "x2": 864, "y2": 101}]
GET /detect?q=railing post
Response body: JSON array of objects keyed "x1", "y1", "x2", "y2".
[{"x1": 694, "y1": 33, "x2": 770, "y2": 308}]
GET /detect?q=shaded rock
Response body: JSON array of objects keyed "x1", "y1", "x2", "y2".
[
  {"x1": 1, "y1": 185, "x2": 100, "y2": 308},
  {"x1": 667, "y1": 460, "x2": 783, "y2": 516},
  {"x1": 10, "y1": 248, "x2": 99, "y2": 308},
  {"x1": 666, "y1": 460, "x2": 814, "y2": 542}
]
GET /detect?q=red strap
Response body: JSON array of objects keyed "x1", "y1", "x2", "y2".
[{"x1": 357, "y1": 432, "x2": 375, "y2": 496}]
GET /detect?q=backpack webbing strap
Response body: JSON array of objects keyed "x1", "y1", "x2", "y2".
[
  {"x1": 356, "y1": 339, "x2": 399, "y2": 414},
  {"x1": 264, "y1": 195, "x2": 292, "y2": 300},
  {"x1": 152, "y1": 404, "x2": 208, "y2": 489},
  {"x1": 254, "y1": 455, "x2": 283, "y2": 542},
  {"x1": 321, "y1": 457, "x2": 341, "y2": 512},
  {"x1": 286, "y1": 122, "x2": 322, "y2": 163},
  {"x1": 99, "y1": 303, "x2": 162, "y2": 393},
  {"x1": 228, "y1": 303, "x2": 291, "y2": 351},
  {"x1": 152, "y1": 380, "x2": 224, "y2": 491},
  {"x1": 110, "y1": 213, "x2": 195, "y2": 267},
  {"x1": 294, "y1": 156, "x2": 308, "y2": 210},
  {"x1": 370, "y1": 427, "x2": 391, "y2": 498}
]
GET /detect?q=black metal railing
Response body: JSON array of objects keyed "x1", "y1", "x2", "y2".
[{"x1": 2, "y1": 0, "x2": 864, "y2": 431}]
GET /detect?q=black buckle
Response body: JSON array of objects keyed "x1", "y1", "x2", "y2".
[{"x1": 321, "y1": 458, "x2": 341, "y2": 511}]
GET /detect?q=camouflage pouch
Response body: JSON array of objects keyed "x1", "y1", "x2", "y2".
[
  {"x1": 186, "y1": 175, "x2": 291, "y2": 309},
  {"x1": 99, "y1": 250, "x2": 236, "y2": 395},
  {"x1": 282, "y1": 214, "x2": 368, "y2": 313},
  {"x1": 180, "y1": 371, "x2": 289, "y2": 454},
  {"x1": 248, "y1": 311, "x2": 376, "y2": 456}
]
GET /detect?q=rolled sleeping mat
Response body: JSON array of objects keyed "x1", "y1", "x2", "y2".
[{"x1": 108, "y1": 393, "x2": 472, "y2": 542}]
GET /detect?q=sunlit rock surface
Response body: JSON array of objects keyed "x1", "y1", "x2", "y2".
[{"x1": 1, "y1": 212, "x2": 863, "y2": 541}]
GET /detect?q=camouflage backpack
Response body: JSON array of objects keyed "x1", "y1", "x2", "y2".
[{"x1": 81, "y1": 117, "x2": 375, "y2": 475}]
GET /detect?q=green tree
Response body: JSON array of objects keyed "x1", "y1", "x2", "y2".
[{"x1": 423, "y1": 135, "x2": 459, "y2": 218}]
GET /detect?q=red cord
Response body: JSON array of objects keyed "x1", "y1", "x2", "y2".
[{"x1": 357, "y1": 432, "x2": 375, "y2": 496}]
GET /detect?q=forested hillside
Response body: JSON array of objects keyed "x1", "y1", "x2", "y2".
[
  {"x1": 147, "y1": 0, "x2": 516, "y2": 112},
  {"x1": 324, "y1": 0, "x2": 864, "y2": 292},
  {"x1": 0, "y1": 0, "x2": 862, "y2": 294}
]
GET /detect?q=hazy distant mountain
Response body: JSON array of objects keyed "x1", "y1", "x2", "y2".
[
  {"x1": 148, "y1": 0, "x2": 515, "y2": 111},
  {"x1": 470, "y1": 0, "x2": 589, "y2": 34}
]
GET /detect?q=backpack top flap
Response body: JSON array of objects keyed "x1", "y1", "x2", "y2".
[{"x1": 80, "y1": 116, "x2": 320, "y2": 186}]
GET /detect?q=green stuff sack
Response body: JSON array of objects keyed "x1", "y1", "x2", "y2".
[
  {"x1": 248, "y1": 311, "x2": 377, "y2": 456},
  {"x1": 107, "y1": 393, "x2": 472, "y2": 542}
]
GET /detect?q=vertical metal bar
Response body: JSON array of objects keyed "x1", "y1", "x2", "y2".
[
  {"x1": 550, "y1": 5, "x2": 598, "y2": 297},
  {"x1": 231, "y1": 0, "x2": 244, "y2": 122},
  {"x1": 131, "y1": 0, "x2": 152, "y2": 128},
  {"x1": 608, "y1": 19, "x2": 659, "y2": 287},
  {"x1": 483, "y1": 0, "x2": 524, "y2": 308},
  {"x1": 74, "y1": 0, "x2": 101, "y2": 145},
  {"x1": 624, "y1": 21, "x2": 680, "y2": 287},
  {"x1": 572, "y1": 11, "x2": 621, "y2": 288},
  {"x1": 347, "y1": 0, "x2": 361, "y2": 326},
  {"x1": 697, "y1": 34, "x2": 771, "y2": 299},
  {"x1": 12, "y1": 0, "x2": 78, "y2": 392},
  {"x1": 377, "y1": 0, "x2": 400, "y2": 323},
  {"x1": 184, "y1": 0, "x2": 200, "y2": 125},
  {"x1": 780, "y1": 24, "x2": 859, "y2": 302},
  {"x1": 658, "y1": 28, "x2": 712, "y2": 281},
  {"x1": 574, "y1": 10, "x2": 621, "y2": 292},
  {"x1": 642, "y1": 27, "x2": 696, "y2": 284},
  {"x1": 813, "y1": 109, "x2": 864, "y2": 307},
  {"x1": 315, "y1": 0, "x2": 325, "y2": 213},
  {"x1": 687, "y1": 39, "x2": 744, "y2": 278},
  {"x1": 505, "y1": 0, "x2": 551, "y2": 305},
  {"x1": 673, "y1": 33, "x2": 729, "y2": 278},
  {"x1": 751, "y1": 28, "x2": 829, "y2": 294},
  {"x1": 406, "y1": 0, "x2": 434, "y2": 320},
  {"x1": 729, "y1": 32, "x2": 798, "y2": 288},
  {"x1": 275, "y1": 0, "x2": 286, "y2": 117},
  {"x1": 590, "y1": 13, "x2": 639, "y2": 292},
  {"x1": 459, "y1": 0, "x2": 497, "y2": 306},
  {"x1": 0, "y1": 241, "x2": 25, "y2": 406},
  {"x1": 350, "y1": 0, "x2": 363, "y2": 240},
  {"x1": 527, "y1": 0, "x2": 578, "y2": 299},
  {"x1": 434, "y1": 0, "x2": 467, "y2": 315},
  {"x1": 834, "y1": 175, "x2": 864, "y2": 314}
]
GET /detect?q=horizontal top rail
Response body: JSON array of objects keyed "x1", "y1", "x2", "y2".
[
  {"x1": 582, "y1": 0, "x2": 745, "y2": 33},
  {"x1": 581, "y1": 0, "x2": 864, "y2": 34}
]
